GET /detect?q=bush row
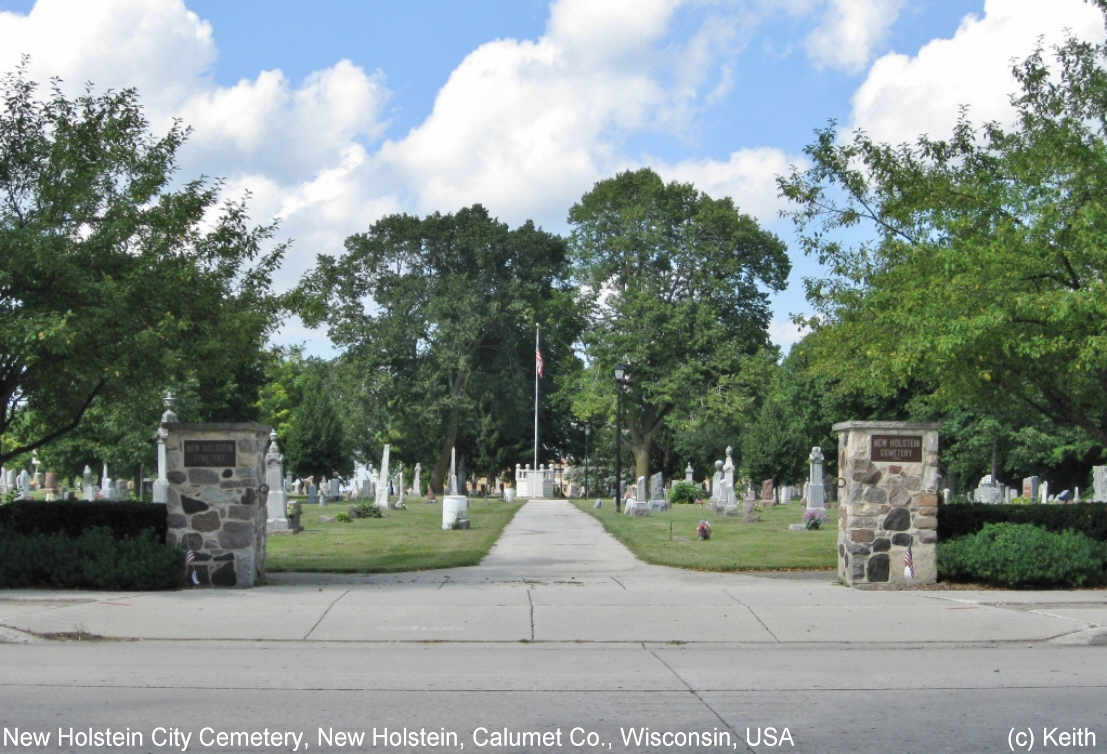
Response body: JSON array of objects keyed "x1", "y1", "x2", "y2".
[
  {"x1": 938, "y1": 523, "x2": 1107, "y2": 588},
  {"x1": 0, "y1": 527, "x2": 184, "y2": 590},
  {"x1": 938, "y1": 503, "x2": 1107, "y2": 542},
  {"x1": 0, "y1": 500, "x2": 168, "y2": 542}
]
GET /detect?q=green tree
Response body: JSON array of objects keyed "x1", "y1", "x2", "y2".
[
  {"x1": 283, "y1": 371, "x2": 352, "y2": 481},
  {"x1": 0, "y1": 62, "x2": 283, "y2": 466},
  {"x1": 777, "y1": 16, "x2": 1107, "y2": 446},
  {"x1": 568, "y1": 168, "x2": 789, "y2": 480},
  {"x1": 298, "y1": 205, "x2": 582, "y2": 492}
]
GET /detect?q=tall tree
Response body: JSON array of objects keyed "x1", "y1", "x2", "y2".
[
  {"x1": 777, "y1": 14, "x2": 1107, "y2": 446},
  {"x1": 568, "y1": 168, "x2": 789, "y2": 480},
  {"x1": 298, "y1": 205, "x2": 581, "y2": 492},
  {"x1": 0, "y1": 62, "x2": 283, "y2": 466},
  {"x1": 283, "y1": 370, "x2": 352, "y2": 481}
]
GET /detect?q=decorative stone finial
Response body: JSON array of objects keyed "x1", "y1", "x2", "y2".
[{"x1": 161, "y1": 392, "x2": 178, "y2": 423}]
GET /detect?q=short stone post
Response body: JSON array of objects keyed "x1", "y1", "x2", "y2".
[
  {"x1": 265, "y1": 431, "x2": 292, "y2": 533},
  {"x1": 153, "y1": 393, "x2": 176, "y2": 504},
  {"x1": 834, "y1": 421, "x2": 940, "y2": 587}
]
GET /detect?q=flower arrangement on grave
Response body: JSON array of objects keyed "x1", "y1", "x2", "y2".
[
  {"x1": 696, "y1": 520, "x2": 711, "y2": 540},
  {"x1": 803, "y1": 509, "x2": 827, "y2": 530},
  {"x1": 286, "y1": 501, "x2": 302, "y2": 518}
]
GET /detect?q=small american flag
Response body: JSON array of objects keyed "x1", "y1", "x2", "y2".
[
  {"x1": 536, "y1": 347, "x2": 544, "y2": 378},
  {"x1": 904, "y1": 541, "x2": 915, "y2": 580},
  {"x1": 185, "y1": 551, "x2": 200, "y2": 585}
]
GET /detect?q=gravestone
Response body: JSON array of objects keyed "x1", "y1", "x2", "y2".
[
  {"x1": 328, "y1": 477, "x2": 341, "y2": 502},
  {"x1": 16, "y1": 469, "x2": 31, "y2": 500},
  {"x1": 1094, "y1": 466, "x2": 1107, "y2": 502},
  {"x1": 82, "y1": 465, "x2": 95, "y2": 502},
  {"x1": 974, "y1": 474, "x2": 1003, "y2": 504},
  {"x1": 1022, "y1": 476, "x2": 1040, "y2": 501},
  {"x1": 1040, "y1": 480, "x2": 1049, "y2": 503},
  {"x1": 375, "y1": 445, "x2": 391, "y2": 511},
  {"x1": 648, "y1": 471, "x2": 668, "y2": 511},
  {"x1": 306, "y1": 481, "x2": 318, "y2": 505},
  {"x1": 834, "y1": 421, "x2": 939, "y2": 587},
  {"x1": 684, "y1": 463, "x2": 694, "y2": 482},
  {"x1": 442, "y1": 447, "x2": 469, "y2": 529},
  {"x1": 162, "y1": 421, "x2": 271, "y2": 587},
  {"x1": 760, "y1": 479, "x2": 775, "y2": 507},
  {"x1": 265, "y1": 431, "x2": 294, "y2": 534},
  {"x1": 623, "y1": 475, "x2": 650, "y2": 516},
  {"x1": 723, "y1": 446, "x2": 735, "y2": 493},
  {"x1": 412, "y1": 463, "x2": 422, "y2": 498},
  {"x1": 741, "y1": 484, "x2": 758, "y2": 521},
  {"x1": 710, "y1": 460, "x2": 725, "y2": 513}
]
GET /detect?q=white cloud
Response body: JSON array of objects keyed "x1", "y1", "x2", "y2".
[
  {"x1": 652, "y1": 147, "x2": 807, "y2": 226},
  {"x1": 850, "y1": 0, "x2": 1106, "y2": 144},
  {"x1": 805, "y1": 0, "x2": 905, "y2": 73},
  {"x1": 768, "y1": 318, "x2": 810, "y2": 352}
]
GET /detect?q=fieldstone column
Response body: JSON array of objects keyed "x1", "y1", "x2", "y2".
[
  {"x1": 163, "y1": 421, "x2": 271, "y2": 587},
  {"x1": 834, "y1": 421, "x2": 940, "y2": 587}
]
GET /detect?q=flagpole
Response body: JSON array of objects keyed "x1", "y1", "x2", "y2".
[{"x1": 533, "y1": 324, "x2": 540, "y2": 472}]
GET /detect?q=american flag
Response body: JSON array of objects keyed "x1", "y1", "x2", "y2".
[
  {"x1": 185, "y1": 551, "x2": 200, "y2": 585},
  {"x1": 536, "y1": 346, "x2": 544, "y2": 378},
  {"x1": 904, "y1": 541, "x2": 915, "y2": 580}
]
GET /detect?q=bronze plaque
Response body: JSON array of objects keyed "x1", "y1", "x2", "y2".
[
  {"x1": 184, "y1": 440, "x2": 237, "y2": 468},
  {"x1": 871, "y1": 435, "x2": 922, "y2": 463}
]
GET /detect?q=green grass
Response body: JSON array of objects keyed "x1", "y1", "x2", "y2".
[
  {"x1": 266, "y1": 496, "x2": 523, "y2": 573},
  {"x1": 571, "y1": 499, "x2": 838, "y2": 571}
]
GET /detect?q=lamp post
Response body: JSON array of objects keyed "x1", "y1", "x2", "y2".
[
  {"x1": 584, "y1": 424, "x2": 590, "y2": 498},
  {"x1": 614, "y1": 364, "x2": 629, "y2": 512}
]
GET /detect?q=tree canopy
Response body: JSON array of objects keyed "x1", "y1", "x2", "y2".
[
  {"x1": 298, "y1": 205, "x2": 582, "y2": 492},
  {"x1": 0, "y1": 62, "x2": 283, "y2": 468},
  {"x1": 778, "y1": 23, "x2": 1107, "y2": 448},
  {"x1": 568, "y1": 168, "x2": 789, "y2": 480}
]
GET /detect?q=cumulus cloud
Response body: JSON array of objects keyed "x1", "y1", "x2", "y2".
[
  {"x1": 651, "y1": 147, "x2": 806, "y2": 227},
  {"x1": 849, "y1": 0, "x2": 1106, "y2": 144},
  {"x1": 805, "y1": 0, "x2": 905, "y2": 73}
]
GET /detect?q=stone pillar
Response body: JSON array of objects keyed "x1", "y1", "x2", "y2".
[
  {"x1": 101, "y1": 463, "x2": 113, "y2": 500},
  {"x1": 1093, "y1": 466, "x2": 1106, "y2": 502},
  {"x1": 807, "y1": 447, "x2": 826, "y2": 513},
  {"x1": 153, "y1": 393, "x2": 177, "y2": 505},
  {"x1": 834, "y1": 421, "x2": 940, "y2": 587},
  {"x1": 413, "y1": 463, "x2": 422, "y2": 498},
  {"x1": 163, "y1": 421, "x2": 271, "y2": 587},
  {"x1": 265, "y1": 431, "x2": 292, "y2": 533}
]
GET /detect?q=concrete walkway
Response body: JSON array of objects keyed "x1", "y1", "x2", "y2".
[{"x1": 1, "y1": 499, "x2": 1106, "y2": 645}]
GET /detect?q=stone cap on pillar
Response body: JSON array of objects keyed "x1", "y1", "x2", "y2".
[{"x1": 832, "y1": 421, "x2": 941, "y2": 432}]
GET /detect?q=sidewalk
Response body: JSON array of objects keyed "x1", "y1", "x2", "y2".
[{"x1": 2, "y1": 499, "x2": 1105, "y2": 645}]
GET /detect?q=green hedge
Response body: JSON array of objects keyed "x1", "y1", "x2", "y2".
[
  {"x1": 938, "y1": 503, "x2": 1107, "y2": 542},
  {"x1": 0, "y1": 527, "x2": 184, "y2": 590},
  {"x1": 0, "y1": 500, "x2": 167, "y2": 542},
  {"x1": 938, "y1": 522, "x2": 1107, "y2": 588},
  {"x1": 668, "y1": 481, "x2": 704, "y2": 504}
]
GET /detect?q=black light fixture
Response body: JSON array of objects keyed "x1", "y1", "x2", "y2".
[{"x1": 613, "y1": 364, "x2": 629, "y2": 512}]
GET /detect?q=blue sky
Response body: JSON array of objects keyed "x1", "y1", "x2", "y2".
[{"x1": 2, "y1": 0, "x2": 1104, "y2": 355}]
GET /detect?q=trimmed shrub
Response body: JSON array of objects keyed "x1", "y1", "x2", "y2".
[
  {"x1": 350, "y1": 502, "x2": 382, "y2": 519},
  {"x1": 0, "y1": 527, "x2": 184, "y2": 590},
  {"x1": 0, "y1": 500, "x2": 168, "y2": 542},
  {"x1": 668, "y1": 481, "x2": 704, "y2": 505},
  {"x1": 938, "y1": 522, "x2": 1107, "y2": 588},
  {"x1": 938, "y1": 502, "x2": 1107, "y2": 543}
]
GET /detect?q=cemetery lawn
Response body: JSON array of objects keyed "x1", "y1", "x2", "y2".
[
  {"x1": 572, "y1": 500, "x2": 838, "y2": 571},
  {"x1": 266, "y1": 498, "x2": 523, "y2": 573}
]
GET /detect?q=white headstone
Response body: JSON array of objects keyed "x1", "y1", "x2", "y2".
[
  {"x1": 1093, "y1": 466, "x2": 1107, "y2": 502},
  {"x1": 413, "y1": 463, "x2": 422, "y2": 498},
  {"x1": 266, "y1": 431, "x2": 292, "y2": 532},
  {"x1": 684, "y1": 463, "x2": 694, "y2": 482},
  {"x1": 375, "y1": 445, "x2": 391, "y2": 510},
  {"x1": 83, "y1": 465, "x2": 95, "y2": 502},
  {"x1": 723, "y1": 446, "x2": 735, "y2": 489},
  {"x1": 975, "y1": 475, "x2": 1003, "y2": 504},
  {"x1": 806, "y1": 447, "x2": 826, "y2": 512},
  {"x1": 16, "y1": 469, "x2": 31, "y2": 500}
]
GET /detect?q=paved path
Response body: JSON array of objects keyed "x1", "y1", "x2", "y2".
[{"x1": 0, "y1": 499, "x2": 1105, "y2": 645}]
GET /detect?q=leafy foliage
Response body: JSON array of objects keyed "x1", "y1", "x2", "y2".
[
  {"x1": 667, "y1": 480, "x2": 703, "y2": 504},
  {"x1": 0, "y1": 527, "x2": 183, "y2": 589},
  {"x1": 777, "y1": 25, "x2": 1107, "y2": 448},
  {"x1": 568, "y1": 168, "x2": 789, "y2": 479},
  {"x1": 0, "y1": 62, "x2": 283, "y2": 467},
  {"x1": 938, "y1": 522, "x2": 1107, "y2": 588},
  {"x1": 298, "y1": 205, "x2": 582, "y2": 492},
  {"x1": 283, "y1": 371, "x2": 352, "y2": 481}
]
